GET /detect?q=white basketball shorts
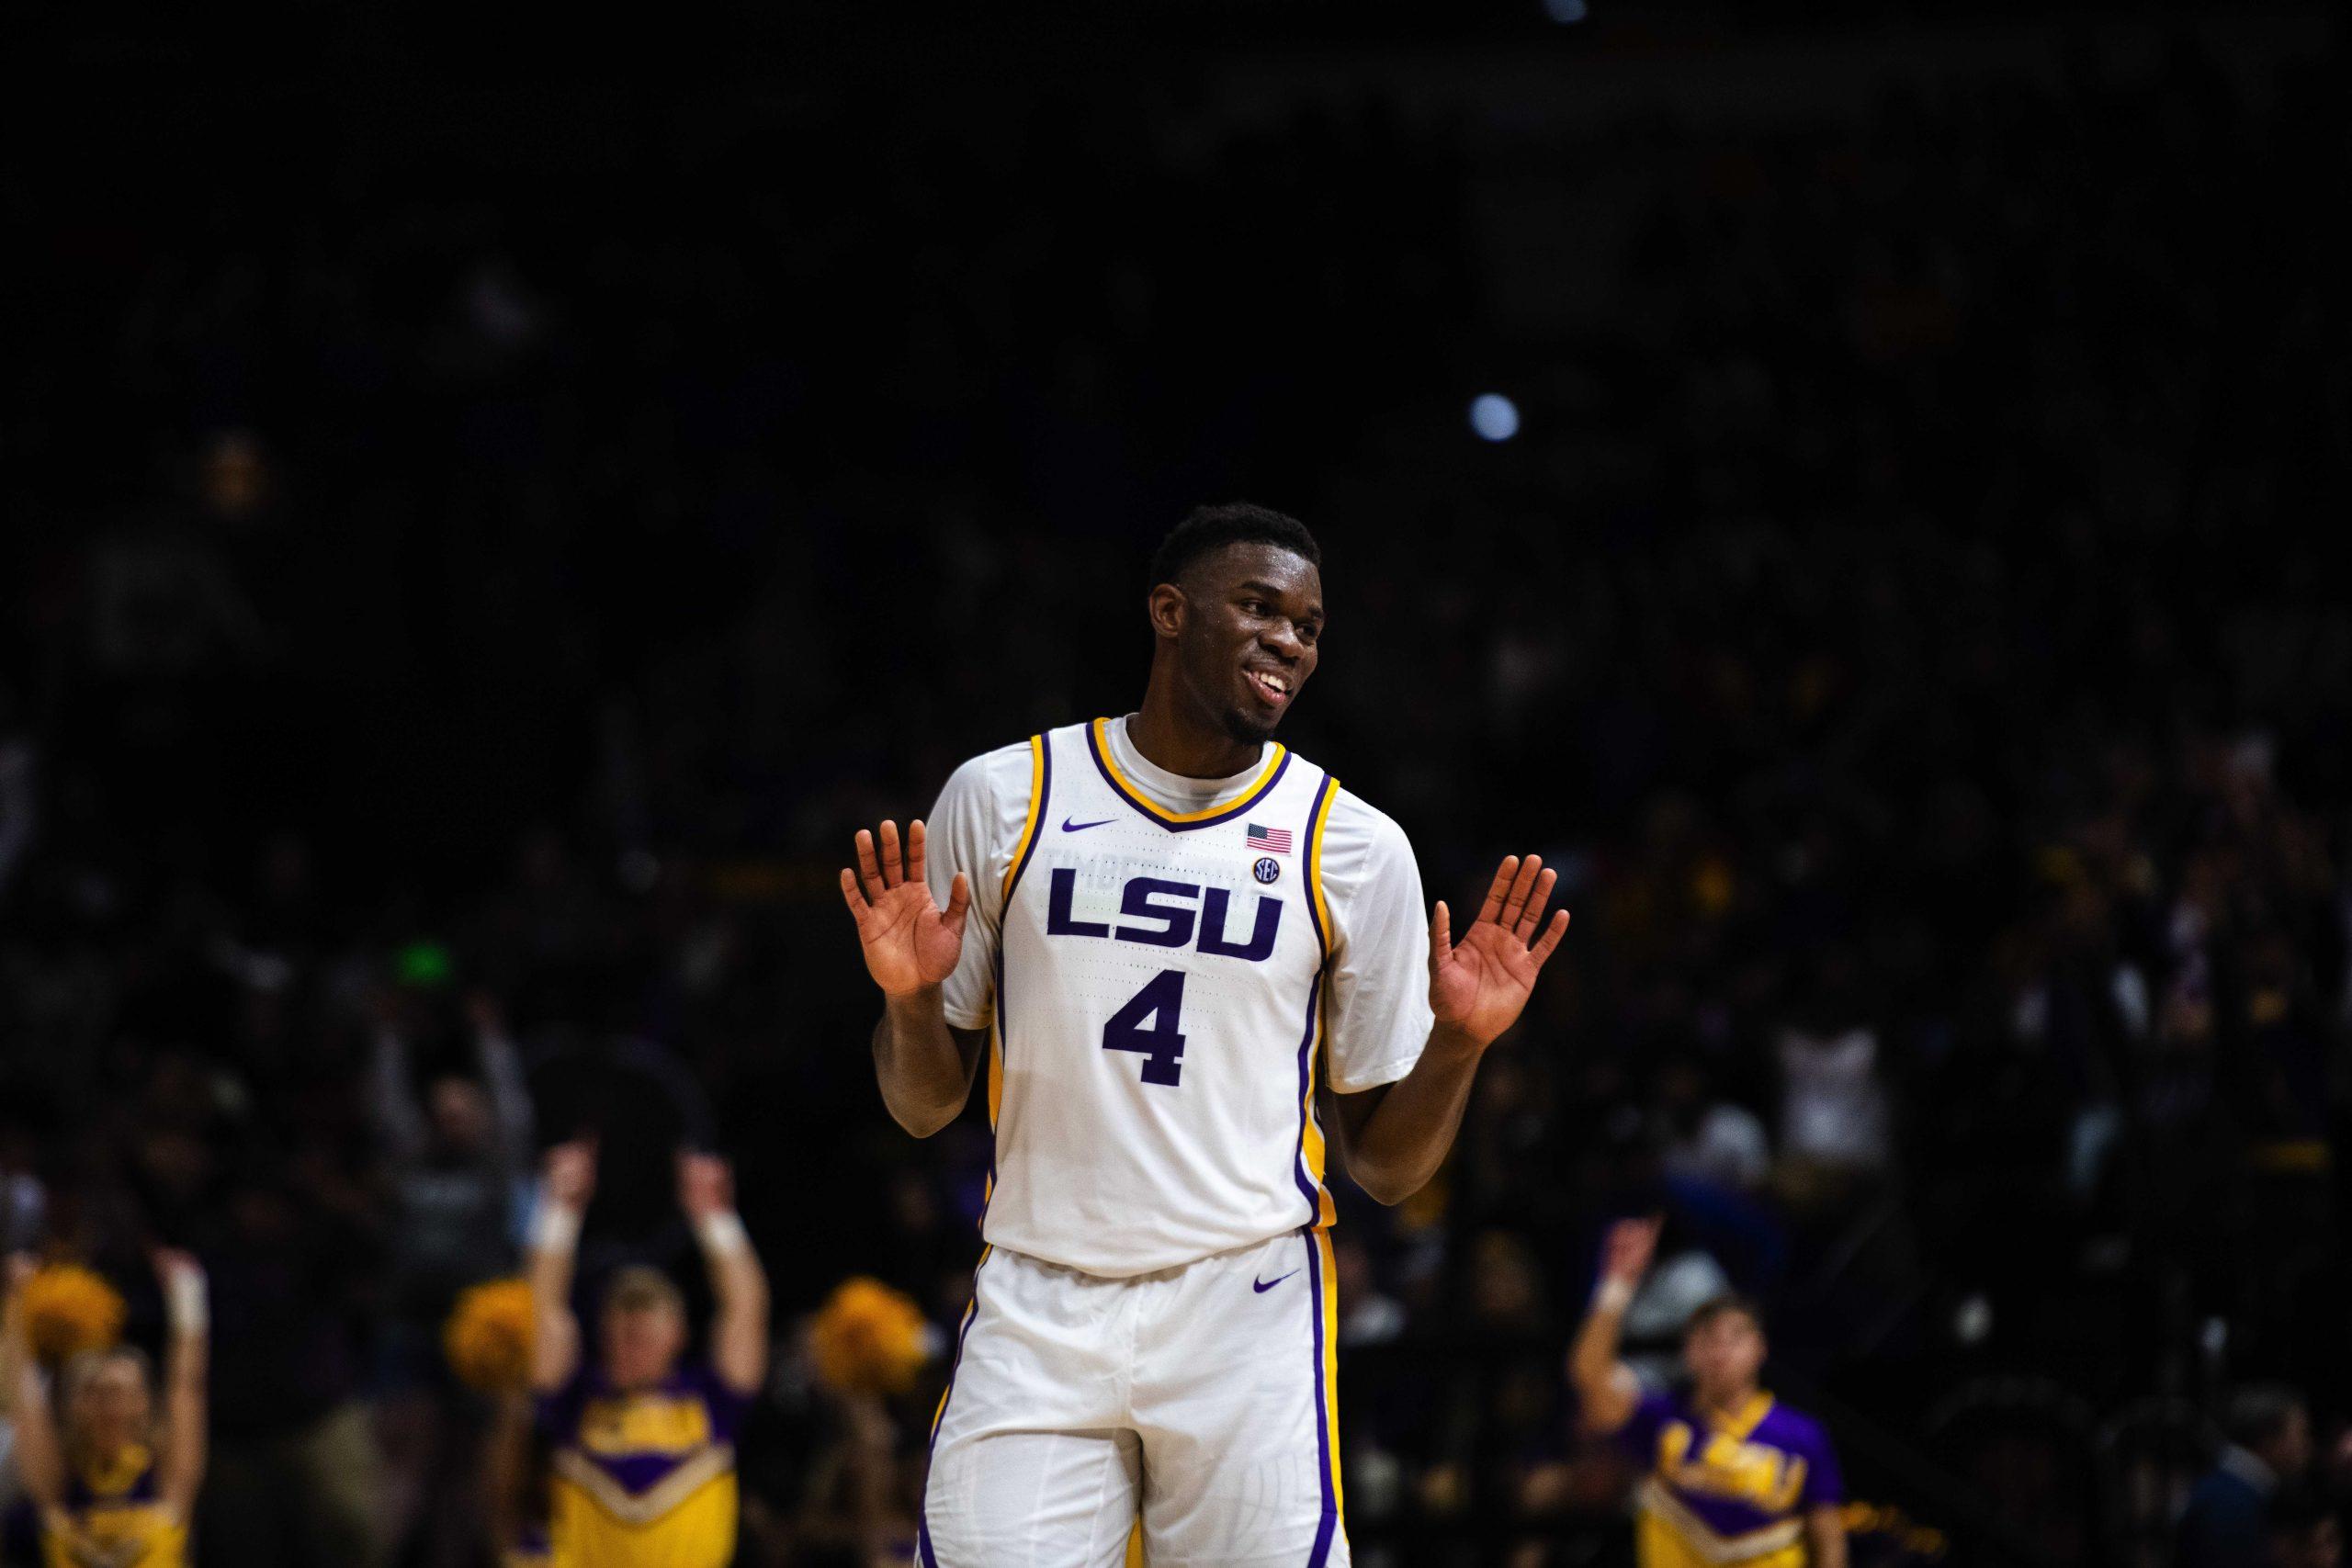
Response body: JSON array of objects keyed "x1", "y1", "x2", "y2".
[{"x1": 917, "y1": 1229, "x2": 1349, "y2": 1568}]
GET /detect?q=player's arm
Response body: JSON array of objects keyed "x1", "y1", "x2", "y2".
[
  {"x1": 469, "y1": 990, "x2": 536, "y2": 1172},
  {"x1": 481, "y1": 1392, "x2": 536, "y2": 1559},
  {"x1": 152, "y1": 1248, "x2": 209, "y2": 1515},
  {"x1": 841, "y1": 819, "x2": 986, "y2": 1138},
  {"x1": 1804, "y1": 1505, "x2": 1849, "y2": 1568},
  {"x1": 678, "y1": 1151, "x2": 768, "y2": 1396},
  {"x1": 1, "y1": 1254, "x2": 66, "y2": 1506},
  {"x1": 1566, "y1": 1217, "x2": 1659, "y2": 1434},
  {"x1": 1333, "y1": 854, "x2": 1569, "y2": 1205},
  {"x1": 526, "y1": 1139, "x2": 595, "y2": 1393}
]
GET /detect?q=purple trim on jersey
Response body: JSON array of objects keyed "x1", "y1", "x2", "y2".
[
  {"x1": 1003, "y1": 734, "x2": 1051, "y2": 906},
  {"x1": 1288, "y1": 982, "x2": 1326, "y2": 1222},
  {"x1": 63, "y1": 1458, "x2": 159, "y2": 1508},
  {"x1": 1303, "y1": 1231, "x2": 1339, "y2": 1566},
  {"x1": 1084, "y1": 721, "x2": 1295, "y2": 832},
  {"x1": 1301, "y1": 774, "x2": 1334, "y2": 958},
  {"x1": 1290, "y1": 773, "x2": 1335, "y2": 1227},
  {"x1": 984, "y1": 947, "x2": 1006, "y2": 1212}
]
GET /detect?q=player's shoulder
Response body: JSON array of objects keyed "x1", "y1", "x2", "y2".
[
  {"x1": 1312, "y1": 778, "x2": 1414, "y2": 865},
  {"x1": 942, "y1": 736, "x2": 1044, "y2": 798},
  {"x1": 1760, "y1": 1396, "x2": 1835, "y2": 1451}
]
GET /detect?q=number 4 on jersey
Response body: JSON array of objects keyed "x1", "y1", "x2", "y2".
[{"x1": 1103, "y1": 969, "x2": 1187, "y2": 1086}]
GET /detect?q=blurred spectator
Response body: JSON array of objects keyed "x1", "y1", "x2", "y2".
[
  {"x1": 1656, "y1": 1056, "x2": 1772, "y2": 1194},
  {"x1": 2178, "y1": 1385, "x2": 2315, "y2": 1568}
]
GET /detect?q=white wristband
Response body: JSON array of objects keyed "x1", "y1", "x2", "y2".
[
  {"x1": 165, "y1": 1269, "x2": 209, "y2": 1335},
  {"x1": 695, "y1": 1212, "x2": 750, "y2": 1257},
  {"x1": 1592, "y1": 1278, "x2": 1634, "y2": 1315},
  {"x1": 530, "y1": 1203, "x2": 583, "y2": 1254}
]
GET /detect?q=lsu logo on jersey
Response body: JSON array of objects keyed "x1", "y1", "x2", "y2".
[
  {"x1": 1657, "y1": 1420, "x2": 1809, "y2": 1514},
  {"x1": 580, "y1": 1393, "x2": 714, "y2": 1457},
  {"x1": 1045, "y1": 868, "x2": 1285, "y2": 963}
]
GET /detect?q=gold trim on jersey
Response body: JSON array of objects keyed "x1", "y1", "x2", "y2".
[
  {"x1": 1295, "y1": 778, "x2": 1341, "y2": 1227},
  {"x1": 1305, "y1": 778, "x2": 1339, "y2": 958},
  {"x1": 1002, "y1": 735, "x2": 1046, "y2": 904},
  {"x1": 549, "y1": 1446, "x2": 734, "y2": 1527},
  {"x1": 1088, "y1": 718, "x2": 1288, "y2": 826},
  {"x1": 1637, "y1": 1481, "x2": 1806, "y2": 1564},
  {"x1": 1709, "y1": 1393, "x2": 1776, "y2": 1443}
]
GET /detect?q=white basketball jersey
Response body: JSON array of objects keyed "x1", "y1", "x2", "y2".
[{"x1": 979, "y1": 718, "x2": 1343, "y2": 1277}]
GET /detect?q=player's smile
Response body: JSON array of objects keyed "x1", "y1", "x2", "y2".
[{"x1": 1242, "y1": 661, "x2": 1293, "y2": 711}]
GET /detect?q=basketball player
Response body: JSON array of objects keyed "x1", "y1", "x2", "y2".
[
  {"x1": 1569, "y1": 1218, "x2": 1847, "y2": 1568},
  {"x1": 526, "y1": 1140, "x2": 769, "y2": 1568},
  {"x1": 839, "y1": 504, "x2": 1571, "y2": 1565},
  {"x1": 2, "y1": 1249, "x2": 209, "y2": 1568}
]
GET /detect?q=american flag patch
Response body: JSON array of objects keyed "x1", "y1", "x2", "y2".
[{"x1": 1246, "y1": 823, "x2": 1293, "y2": 854}]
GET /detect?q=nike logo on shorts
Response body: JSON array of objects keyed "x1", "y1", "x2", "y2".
[
  {"x1": 1061, "y1": 817, "x2": 1114, "y2": 832},
  {"x1": 1252, "y1": 1270, "x2": 1298, "y2": 1293}
]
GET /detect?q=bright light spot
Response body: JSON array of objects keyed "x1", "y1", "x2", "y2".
[
  {"x1": 1469, "y1": 393, "x2": 1520, "y2": 442},
  {"x1": 1953, "y1": 1293, "x2": 1992, "y2": 1346},
  {"x1": 1544, "y1": 0, "x2": 1588, "y2": 21}
]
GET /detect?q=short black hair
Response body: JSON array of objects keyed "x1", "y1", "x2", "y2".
[
  {"x1": 1685, "y1": 1293, "x2": 1765, "y2": 1335},
  {"x1": 2223, "y1": 1383, "x2": 2305, "y2": 1452},
  {"x1": 1148, "y1": 502, "x2": 1320, "y2": 592}
]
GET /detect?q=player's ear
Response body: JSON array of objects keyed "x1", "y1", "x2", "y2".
[{"x1": 1148, "y1": 581, "x2": 1186, "y2": 640}]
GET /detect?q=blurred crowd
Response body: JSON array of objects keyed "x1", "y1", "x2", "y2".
[{"x1": 4, "y1": 10, "x2": 2348, "y2": 1565}]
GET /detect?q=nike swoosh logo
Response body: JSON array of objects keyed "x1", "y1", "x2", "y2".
[
  {"x1": 1061, "y1": 817, "x2": 1115, "y2": 832},
  {"x1": 1252, "y1": 1270, "x2": 1298, "y2": 1293}
]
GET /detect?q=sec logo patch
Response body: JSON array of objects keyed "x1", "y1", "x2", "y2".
[{"x1": 1253, "y1": 857, "x2": 1281, "y2": 885}]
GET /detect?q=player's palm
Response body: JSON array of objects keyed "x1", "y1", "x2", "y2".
[
  {"x1": 841, "y1": 819, "x2": 971, "y2": 998},
  {"x1": 1601, "y1": 1215, "x2": 1662, "y2": 1285},
  {"x1": 1430, "y1": 853, "x2": 1571, "y2": 1047}
]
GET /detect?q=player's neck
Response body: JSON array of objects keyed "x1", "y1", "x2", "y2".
[
  {"x1": 1695, "y1": 1385, "x2": 1762, "y2": 1424},
  {"x1": 1128, "y1": 687, "x2": 1265, "y2": 780}
]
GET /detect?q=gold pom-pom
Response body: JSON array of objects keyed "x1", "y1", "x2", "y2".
[
  {"x1": 444, "y1": 1279, "x2": 535, "y2": 1393},
  {"x1": 20, "y1": 1264, "x2": 127, "y2": 1363},
  {"x1": 808, "y1": 1277, "x2": 930, "y2": 1397}
]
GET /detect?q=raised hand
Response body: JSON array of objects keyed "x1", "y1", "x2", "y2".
[
  {"x1": 840, "y1": 819, "x2": 971, "y2": 998},
  {"x1": 150, "y1": 1247, "x2": 205, "y2": 1291},
  {"x1": 541, "y1": 1138, "x2": 599, "y2": 1210},
  {"x1": 676, "y1": 1150, "x2": 735, "y2": 1220},
  {"x1": 1600, "y1": 1215, "x2": 1662, "y2": 1287},
  {"x1": 1429, "y1": 854, "x2": 1572, "y2": 1048}
]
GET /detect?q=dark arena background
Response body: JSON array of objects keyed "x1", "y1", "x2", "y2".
[{"x1": 2, "y1": 1, "x2": 2346, "y2": 1564}]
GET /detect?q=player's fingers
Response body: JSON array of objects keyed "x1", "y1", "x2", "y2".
[
  {"x1": 1476, "y1": 859, "x2": 1517, "y2": 925},
  {"x1": 1499, "y1": 853, "x2": 1544, "y2": 927},
  {"x1": 839, "y1": 867, "x2": 869, "y2": 919},
  {"x1": 854, "y1": 829, "x2": 887, "y2": 900},
  {"x1": 1530, "y1": 908, "x2": 1572, "y2": 965},
  {"x1": 943, "y1": 871, "x2": 971, "y2": 932},
  {"x1": 907, "y1": 818, "x2": 928, "y2": 888},
  {"x1": 1515, "y1": 868, "x2": 1559, "y2": 941},
  {"x1": 878, "y1": 819, "x2": 904, "y2": 887},
  {"x1": 1429, "y1": 899, "x2": 1452, "y2": 968}
]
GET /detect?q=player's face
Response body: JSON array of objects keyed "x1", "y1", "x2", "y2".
[
  {"x1": 1683, "y1": 1310, "x2": 1766, "y2": 1404},
  {"x1": 1171, "y1": 543, "x2": 1324, "y2": 745},
  {"x1": 70, "y1": 1356, "x2": 153, "y2": 1451},
  {"x1": 602, "y1": 1303, "x2": 687, "y2": 1391}
]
